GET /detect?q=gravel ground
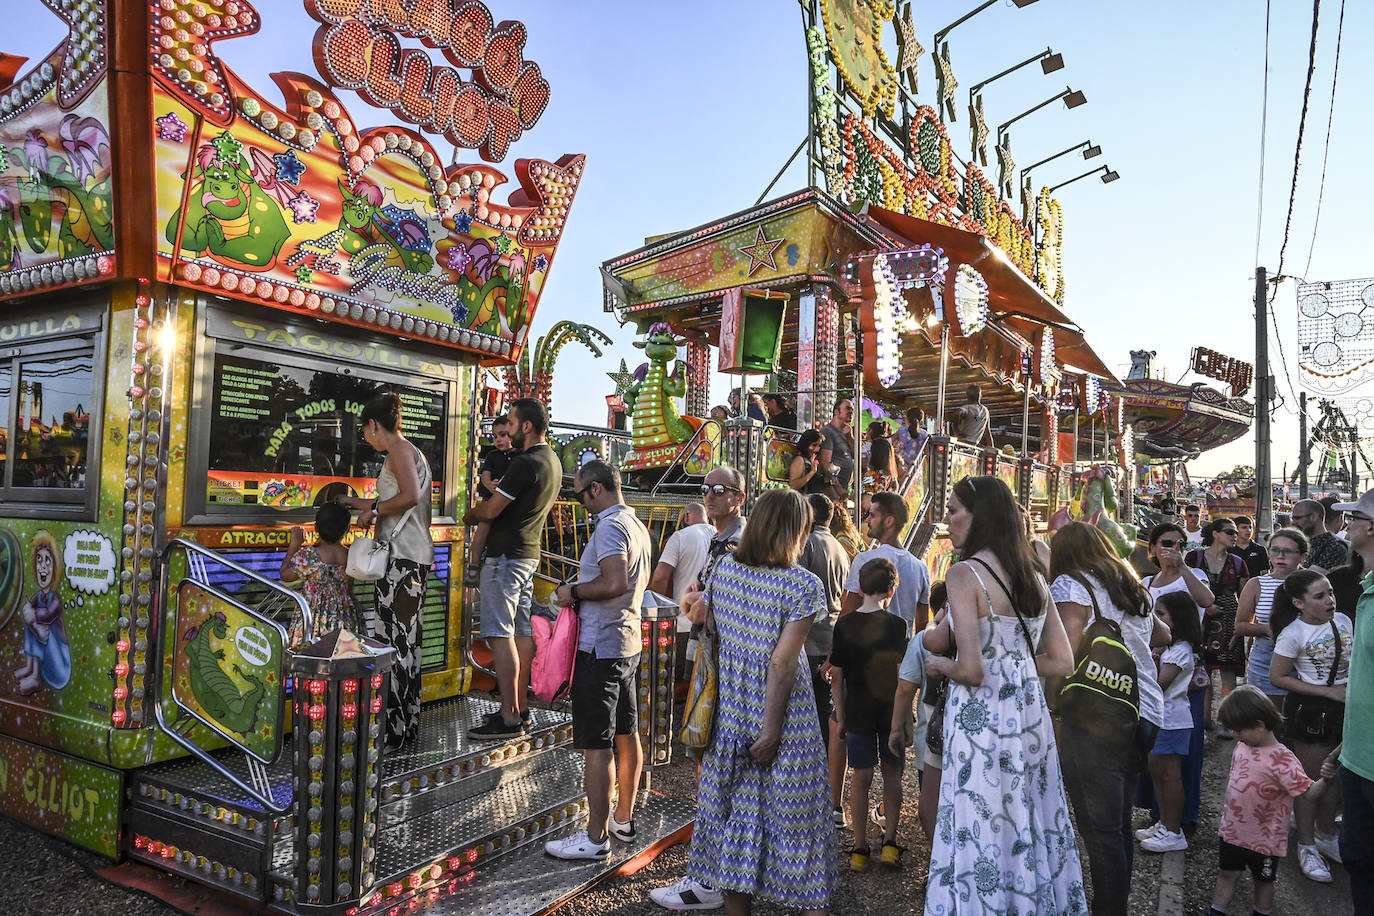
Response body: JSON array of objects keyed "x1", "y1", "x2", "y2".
[{"x1": 0, "y1": 697, "x2": 1356, "y2": 915}]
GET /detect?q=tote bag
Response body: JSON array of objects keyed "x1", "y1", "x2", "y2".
[
  {"x1": 346, "y1": 506, "x2": 414, "y2": 581},
  {"x1": 531, "y1": 603, "x2": 580, "y2": 703}
]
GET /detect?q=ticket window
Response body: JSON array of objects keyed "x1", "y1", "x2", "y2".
[
  {"x1": 187, "y1": 316, "x2": 457, "y2": 524},
  {"x1": 0, "y1": 305, "x2": 105, "y2": 518}
]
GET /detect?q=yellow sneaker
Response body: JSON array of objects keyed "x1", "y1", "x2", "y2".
[
  {"x1": 880, "y1": 842, "x2": 905, "y2": 868},
  {"x1": 850, "y1": 847, "x2": 871, "y2": 872}
]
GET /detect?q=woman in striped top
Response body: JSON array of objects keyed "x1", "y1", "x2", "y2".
[{"x1": 1234, "y1": 527, "x2": 1309, "y2": 698}]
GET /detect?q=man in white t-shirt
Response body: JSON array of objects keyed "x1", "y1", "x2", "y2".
[
  {"x1": 649, "y1": 502, "x2": 713, "y2": 681},
  {"x1": 840, "y1": 492, "x2": 930, "y2": 635}
]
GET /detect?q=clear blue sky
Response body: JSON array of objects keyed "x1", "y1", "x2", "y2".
[{"x1": 13, "y1": 0, "x2": 1368, "y2": 479}]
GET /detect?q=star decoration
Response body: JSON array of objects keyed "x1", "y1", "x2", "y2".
[
  {"x1": 286, "y1": 191, "x2": 320, "y2": 223},
  {"x1": 606, "y1": 359, "x2": 637, "y2": 398},
  {"x1": 39, "y1": 0, "x2": 109, "y2": 109},
  {"x1": 210, "y1": 131, "x2": 244, "y2": 165},
  {"x1": 995, "y1": 134, "x2": 1017, "y2": 200},
  {"x1": 447, "y1": 242, "x2": 471, "y2": 272},
  {"x1": 294, "y1": 264, "x2": 315, "y2": 284},
  {"x1": 454, "y1": 209, "x2": 473, "y2": 234},
  {"x1": 894, "y1": 3, "x2": 925, "y2": 93},
  {"x1": 739, "y1": 226, "x2": 784, "y2": 278},
  {"x1": 935, "y1": 43, "x2": 958, "y2": 123},
  {"x1": 494, "y1": 233, "x2": 513, "y2": 254},
  {"x1": 0, "y1": 144, "x2": 8, "y2": 169},
  {"x1": 532, "y1": 253, "x2": 549, "y2": 272},
  {"x1": 156, "y1": 113, "x2": 188, "y2": 143},
  {"x1": 449, "y1": 302, "x2": 470, "y2": 324},
  {"x1": 969, "y1": 95, "x2": 989, "y2": 166},
  {"x1": 273, "y1": 150, "x2": 306, "y2": 185}
]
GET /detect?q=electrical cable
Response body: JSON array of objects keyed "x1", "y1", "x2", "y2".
[
  {"x1": 1302, "y1": 0, "x2": 1344, "y2": 277},
  {"x1": 1253, "y1": 0, "x2": 1272, "y2": 269}
]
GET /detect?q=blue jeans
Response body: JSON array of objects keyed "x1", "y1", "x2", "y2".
[
  {"x1": 1341, "y1": 766, "x2": 1374, "y2": 915},
  {"x1": 478, "y1": 555, "x2": 538, "y2": 638},
  {"x1": 1061, "y1": 723, "x2": 1140, "y2": 916}
]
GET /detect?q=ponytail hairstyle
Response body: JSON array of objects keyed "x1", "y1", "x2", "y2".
[
  {"x1": 1269, "y1": 568, "x2": 1325, "y2": 643},
  {"x1": 360, "y1": 390, "x2": 402, "y2": 432},
  {"x1": 1156, "y1": 591, "x2": 1203, "y2": 649}
]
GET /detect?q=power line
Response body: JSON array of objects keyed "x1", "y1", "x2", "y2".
[
  {"x1": 1302, "y1": 0, "x2": 1345, "y2": 277},
  {"x1": 1253, "y1": 0, "x2": 1272, "y2": 269}
]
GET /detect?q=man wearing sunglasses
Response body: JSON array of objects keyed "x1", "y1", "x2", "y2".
[
  {"x1": 1293, "y1": 498, "x2": 1349, "y2": 575},
  {"x1": 1330, "y1": 489, "x2": 1374, "y2": 908},
  {"x1": 649, "y1": 466, "x2": 746, "y2": 912}
]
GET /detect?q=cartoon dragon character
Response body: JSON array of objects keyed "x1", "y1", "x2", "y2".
[
  {"x1": 625, "y1": 322, "x2": 703, "y2": 456},
  {"x1": 335, "y1": 178, "x2": 435, "y2": 275},
  {"x1": 165, "y1": 131, "x2": 292, "y2": 272},
  {"x1": 182, "y1": 612, "x2": 267, "y2": 736},
  {"x1": 6, "y1": 116, "x2": 115, "y2": 259}
]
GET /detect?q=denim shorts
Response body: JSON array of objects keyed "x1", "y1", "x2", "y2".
[
  {"x1": 1152, "y1": 726, "x2": 1192, "y2": 756},
  {"x1": 478, "y1": 555, "x2": 538, "y2": 638}
]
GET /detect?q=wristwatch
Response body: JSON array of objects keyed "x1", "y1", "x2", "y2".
[{"x1": 371, "y1": 500, "x2": 379, "y2": 514}]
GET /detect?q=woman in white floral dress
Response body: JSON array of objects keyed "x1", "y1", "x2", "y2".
[{"x1": 924, "y1": 476, "x2": 1086, "y2": 915}]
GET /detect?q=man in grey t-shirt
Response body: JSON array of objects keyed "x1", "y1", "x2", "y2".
[
  {"x1": 547, "y1": 460, "x2": 651, "y2": 861},
  {"x1": 819, "y1": 398, "x2": 856, "y2": 493},
  {"x1": 949, "y1": 384, "x2": 991, "y2": 446}
]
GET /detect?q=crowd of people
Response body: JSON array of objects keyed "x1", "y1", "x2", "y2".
[{"x1": 274, "y1": 388, "x2": 1372, "y2": 914}]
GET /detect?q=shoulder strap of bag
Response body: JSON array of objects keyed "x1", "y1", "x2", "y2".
[
  {"x1": 1068, "y1": 572, "x2": 1103, "y2": 623},
  {"x1": 967, "y1": 556, "x2": 1036, "y2": 655},
  {"x1": 380, "y1": 505, "x2": 416, "y2": 544},
  {"x1": 1327, "y1": 619, "x2": 1342, "y2": 687}
]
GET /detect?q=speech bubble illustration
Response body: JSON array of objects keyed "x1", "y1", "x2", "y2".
[
  {"x1": 235, "y1": 625, "x2": 273, "y2": 668},
  {"x1": 62, "y1": 530, "x2": 117, "y2": 595}
]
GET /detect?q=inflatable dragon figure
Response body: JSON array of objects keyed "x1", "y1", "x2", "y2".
[
  {"x1": 1049, "y1": 464, "x2": 1138, "y2": 558},
  {"x1": 622, "y1": 322, "x2": 703, "y2": 471}
]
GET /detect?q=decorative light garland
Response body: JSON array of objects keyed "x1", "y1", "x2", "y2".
[{"x1": 953, "y1": 265, "x2": 989, "y2": 335}]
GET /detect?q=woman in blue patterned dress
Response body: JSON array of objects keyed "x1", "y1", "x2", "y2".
[
  {"x1": 683, "y1": 488, "x2": 837, "y2": 914},
  {"x1": 924, "y1": 476, "x2": 1086, "y2": 915}
]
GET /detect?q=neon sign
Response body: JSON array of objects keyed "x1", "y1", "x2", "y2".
[{"x1": 305, "y1": 0, "x2": 550, "y2": 163}]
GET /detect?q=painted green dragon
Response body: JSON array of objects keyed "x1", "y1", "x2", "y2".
[
  {"x1": 625, "y1": 322, "x2": 702, "y2": 461},
  {"x1": 183, "y1": 612, "x2": 267, "y2": 736}
]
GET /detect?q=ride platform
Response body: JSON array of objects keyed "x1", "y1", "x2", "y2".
[{"x1": 126, "y1": 695, "x2": 694, "y2": 915}]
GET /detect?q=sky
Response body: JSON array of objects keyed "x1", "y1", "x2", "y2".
[{"x1": 12, "y1": 0, "x2": 1369, "y2": 481}]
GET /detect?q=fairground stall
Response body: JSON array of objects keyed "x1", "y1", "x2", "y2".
[
  {"x1": 595, "y1": 0, "x2": 1132, "y2": 578},
  {"x1": 0, "y1": 2, "x2": 689, "y2": 914}
]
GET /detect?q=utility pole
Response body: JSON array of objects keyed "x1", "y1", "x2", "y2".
[
  {"x1": 1299, "y1": 390, "x2": 1308, "y2": 498},
  {"x1": 1255, "y1": 267, "x2": 1273, "y2": 538}
]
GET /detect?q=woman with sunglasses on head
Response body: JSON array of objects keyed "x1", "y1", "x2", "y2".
[
  {"x1": 1235, "y1": 528, "x2": 1309, "y2": 700},
  {"x1": 924, "y1": 476, "x2": 1086, "y2": 915},
  {"x1": 1186, "y1": 519, "x2": 1249, "y2": 736},
  {"x1": 1140, "y1": 523, "x2": 1214, "y2": 830}
]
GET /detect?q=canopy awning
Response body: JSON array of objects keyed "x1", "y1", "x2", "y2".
[{"x1": 863, "y1": 204, "x2": 1122, "y2": 387}]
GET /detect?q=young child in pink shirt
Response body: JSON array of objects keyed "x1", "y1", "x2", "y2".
[{"x1": 1209, "y1": 686, "x2": 1329, "y2": 916}]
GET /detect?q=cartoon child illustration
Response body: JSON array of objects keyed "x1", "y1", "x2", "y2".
[{"x1": 13, "y1": 530, "x2": 70, "y2": 694}]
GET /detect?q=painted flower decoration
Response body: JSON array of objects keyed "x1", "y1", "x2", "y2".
[{"x1": 156, "y1": 113, "x2": 187, "y2": 143}]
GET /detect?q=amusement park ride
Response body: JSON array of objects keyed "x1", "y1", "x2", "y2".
[{"x1": 0, "y1": 1, "x2": 1249, "y2": 914}]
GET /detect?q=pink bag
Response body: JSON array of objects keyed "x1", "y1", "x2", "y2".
[{"x1": 531, "y1": 604, "x2": 579, "y2": 702}]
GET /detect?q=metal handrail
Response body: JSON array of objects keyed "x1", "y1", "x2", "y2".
[
  {"x1": 150, "y1": 538, "x2": 311, "y2": 814},
  {"x1": 649, "y1": 418, "x2": 725, "y2": 497}
]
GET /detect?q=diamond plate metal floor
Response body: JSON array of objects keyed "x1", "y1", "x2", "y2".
[{"x1": 369, "y1": 791, "x2": 696, "y2": 916}]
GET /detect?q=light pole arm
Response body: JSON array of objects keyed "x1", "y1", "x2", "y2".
[
  {"x1": 1021, "y1": 141, "x2": 1090, "y2": 180},
  {"x1": 1047, "y1": 165, "x2": 1108, "y2": 195},
  {"x1": 934, "y1": 0, "x2": 999, "y2": 48},
  {"x1": 996, "y1": 88, "x2": 1069, "y2": 139},
  {"x1": 968, "y1": 47, "x2": 1055, "y2": 102}
]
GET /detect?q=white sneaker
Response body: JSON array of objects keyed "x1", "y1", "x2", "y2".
[
  {"x1": 1299, "y1": 844, "x2": 1333, "y2": 882},
  {"x1": 1313, "y1": 832, "x2": 1343, "y2": 864},
  {"x1": 610, "y1": 815, "x2": 637, "y2": 843},
  {"x1": 545, "y1": 831, "x2": 609, "y2": 860},
  {"x1": 870, "y1": 803, "x2": 887, "y2": 832},
  {"x1": 1134, "y1": 821, "x2": 1165, "y2": 842},
  {"x1": 1140, "y1": 828, "x2": 1188, "y2": 853},
  {"x1": 649, "y1": 876, "x2": 724, "y2": 911},
  {"x1": 832, "y1": 806, "x2": 847, "y2": 829}
]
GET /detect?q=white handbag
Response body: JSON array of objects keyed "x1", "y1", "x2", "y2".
[{"x1": 346, "y1": 506, "x2": 414, "y2": 581}]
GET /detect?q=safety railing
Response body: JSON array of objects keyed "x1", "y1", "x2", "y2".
[
  {"x1": 152, "y1": 538, "x2": 311, "y2": 814},
  {"x1": 649, "y1": 418, "x2": 725, "y2": 497}
]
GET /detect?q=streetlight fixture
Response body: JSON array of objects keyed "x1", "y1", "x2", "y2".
[
  {"x1": 996, "y1": 87, "x2": 1088, "y2": 140},
  {"x1": 1021, "y1": 140, "x2": 1102, "y2": 183},
  {"x1": 1047, "y1": 165, "x2": 1119, "y2": 194},
  {"x1": 934, "y1": 0, "x2": 1042, "y2": 48},
  {"x1": 968, "y1": 48, "x2": 1065, "y2": 162}
]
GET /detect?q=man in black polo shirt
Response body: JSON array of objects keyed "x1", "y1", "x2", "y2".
[
  {"x1": 463, "y1": 398, "x2": 562, "y2": 739},
  {"x1": 1228, "y1": 515, "x2": 1269, "y2": 578}
]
